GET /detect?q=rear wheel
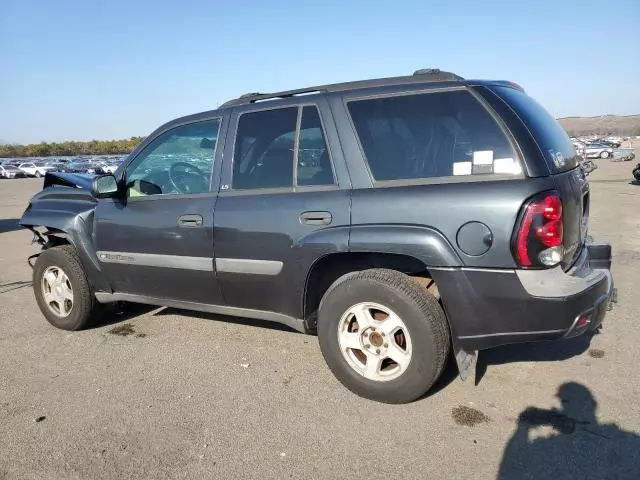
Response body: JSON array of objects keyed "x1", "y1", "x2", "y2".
[
  {"x1": 600, "y1": 151, "x2": 610, "y2": 159},
  {"x1": 318, "y1": 269, "x2": 450, "y2": 404},
  {"x1": 33, "y1": 245, "x2": 102, "y2": 330}
]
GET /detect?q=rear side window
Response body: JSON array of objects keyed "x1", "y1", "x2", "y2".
[
  {"x1": 233, "y1": 107, "x2": 297, "y2": 190},
  {"x1": 490, "y1": 86, "x2": 578, "y2": 173},
  {"x1": 232, "y1": 105, "x2": 335, "y2": 190},
  {"x1": 297, "y1": 106, "x2": 334, "y2": 186},
  {"x1": 347, "y1": 90, "x2": 518, "y2": 182}
]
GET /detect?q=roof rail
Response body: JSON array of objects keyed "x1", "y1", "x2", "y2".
[
  {"x1": 220, "y1": 87, "x2": 328, "y2": 108},
  {"x1": 219, "y1": 69, "x2": 464, "y2": 108}
]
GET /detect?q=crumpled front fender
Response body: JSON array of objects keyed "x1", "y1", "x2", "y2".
[{"x1": 20, "y1": 186, "x2": 111, "y2": 293}]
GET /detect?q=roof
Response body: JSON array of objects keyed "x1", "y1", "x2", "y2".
[{"x1": 219, "y1": 68, "x2": 464, "y2": 108}]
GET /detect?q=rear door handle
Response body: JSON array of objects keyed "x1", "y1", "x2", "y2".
[
  {"x1": 299, "y1": 211, "x2": 332, "y2": 226},
  {"x1": 178, "y1": 214, "x2": 203, "y2": 227}
]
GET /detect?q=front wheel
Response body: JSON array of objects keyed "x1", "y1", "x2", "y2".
[
  {"x1": 600, "y1": 151, "x2": 610, "y2": 159},
  {"x1": 318, "y1": 269, "x2": 450, "y2": 404},
  {"x1": 35, "y1": 171, "x2": 42, "y2": 178},
  {"x1": 33, "y1": 245, "x2": 102, "y2": 330}
]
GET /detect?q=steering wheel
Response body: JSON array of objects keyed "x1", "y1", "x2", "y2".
[{"x1": 168, "y1": 162, "x2": 207, "y2": 194}]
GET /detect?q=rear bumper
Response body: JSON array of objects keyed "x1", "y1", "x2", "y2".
[{"x1": 432, "y1": 241, "x2": 615, "y2": 351}]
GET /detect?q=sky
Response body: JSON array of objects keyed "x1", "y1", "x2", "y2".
[{"x1": 1, "y1": 0, "x2": 639, "y2": 144}]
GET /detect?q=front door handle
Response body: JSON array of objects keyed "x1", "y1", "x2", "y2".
[
  {"x1": 178, "y1": 214, "x2": 203, "y2": 227},
  {"x1": 299, "y1": 211, "x2": 332, "y2": 226}
]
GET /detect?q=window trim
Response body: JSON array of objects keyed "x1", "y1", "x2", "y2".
[
  {"x1": 343, "y1": 86, "x2": 525, "y2": 186},
  {"x1": 122, "y1": 117, "x2": 223, "y2": 199},
  {"x1": 227, "y1": 103, "x2": 338, "y2": 194}
]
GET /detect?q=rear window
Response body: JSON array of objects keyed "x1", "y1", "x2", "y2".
[
  {"x1": 347, "y1": 89, "x2": 519, "y2": 182},
  {"x1": 490, "y1": 86, "x2": 578, "y2": 173}
]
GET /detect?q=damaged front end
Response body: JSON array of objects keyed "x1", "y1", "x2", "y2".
[{"x1": 19, "y1": 171, "x2": 111, "y2": 292}]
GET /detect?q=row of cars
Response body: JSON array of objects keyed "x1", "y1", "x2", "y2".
[
  {"x1": 571, "y1": 136, "x2": 628, "y2": 159},
  {"x1": 0, "y1": 156, "x2": 125, "y2": 179}
]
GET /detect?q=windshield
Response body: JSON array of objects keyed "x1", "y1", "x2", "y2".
[{"x1": 490, "y1": 86, "x2": 578, "y2": 173}]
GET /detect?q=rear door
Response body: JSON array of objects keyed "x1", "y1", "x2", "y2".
[
  {"x1": 213, "y1": 100, "x2": 351, "y2": 320},
  {"x1": 485, "y1": 85, "x2": 588, "y2": 267}
]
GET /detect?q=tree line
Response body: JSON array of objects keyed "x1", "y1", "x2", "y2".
[{"x1": 0, "y1": 137, "x2": 145, "y2": 158}]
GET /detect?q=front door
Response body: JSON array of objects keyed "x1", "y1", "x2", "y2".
[
  {"x1": 213, "y1": 103, "x2": 351, "y2": 319},
  {"x1": 94, "y1": 117, "x2": 226, "y2": 305}
]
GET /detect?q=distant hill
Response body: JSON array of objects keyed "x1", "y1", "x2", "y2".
[{"x1": 557, "y1": 115, "x2": 640, "y2": 136}]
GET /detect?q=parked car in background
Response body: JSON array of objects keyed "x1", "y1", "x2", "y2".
[
  {"x1": 592, "y1": 139, "x2": 620, "y2": 149},
  {"x1": 18, "y1": 162, "x2": 55, "y2": 178},
  {"x1": 99, "y1": 162, "x2": 120, "y2": 174},
  {"x1": 605, "y1": 137, "x2": 623, "y2": 147},
  {"x1": 65, "y1": 162, "x2": 93, "y2": 174},
  {"x1": 0, "y1": 165, "x2": 28, "y2": 179},
  {"x1": 0, "y1": 159, "x2": 21, "y2": 167},
  {"x1": 85, "y1": 162, "x2": 108, "y2": 175},
  {"x1": 584, "y1": 143, "x2": 614, "y2": 159}
]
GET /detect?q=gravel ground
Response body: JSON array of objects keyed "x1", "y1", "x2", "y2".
[{"x1": 1, "y1": 159, "x2": 639, "y2": 480}]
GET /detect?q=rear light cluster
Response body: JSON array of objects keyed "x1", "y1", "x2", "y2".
[{"x1": 513, "y1": 191, "x2": 564, "y2": 268}]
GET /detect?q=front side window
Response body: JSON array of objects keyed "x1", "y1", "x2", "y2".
[
  {"x1": 348, "y1": 90, "x2": 518, "y2": 181},
  {"x1": 125, "y1": 119, "x2": 221, "y2": 196}
]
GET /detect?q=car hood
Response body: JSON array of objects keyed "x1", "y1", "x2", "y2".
[{"x1": 43, "y1": 171, "x2": 95, "y2": 190}]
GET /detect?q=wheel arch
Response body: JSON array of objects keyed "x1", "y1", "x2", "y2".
[{"x1": 303, "y1": 251, "x2": 440, "y2": 331}]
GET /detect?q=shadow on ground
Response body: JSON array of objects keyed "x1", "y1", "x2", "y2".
[
  {"x1": 95, "y1": 302, "x2": 157, "y2": 329},
  {"x1": 498, "y1": 382, "x2": 640, "y2": 479},
  {"x1": 0, "y1": 219, "x2": 21, "y2": 234},
  {"x1": 416, "y1": 353, "x2": 460, "y2": 400},
  {"x1": 476, "y1": 333, "x2": 594, "y2": 385},
  {"x1": 152, "y1": 306, "x2": 302, "y2": 334}
]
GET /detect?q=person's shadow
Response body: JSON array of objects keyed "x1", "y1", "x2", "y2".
[{"x1": 498, "y1": 382, "x2": 640, "y2": 479}]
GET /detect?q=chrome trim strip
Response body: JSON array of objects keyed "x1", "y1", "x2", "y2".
[
  {"x1": 94, "y1": 292, "x2": 306, "y2": 333},
  {"x1": 97, "y1": 251, "x2": 213, "y2": 271},
  {"x1": 215, "y1": 258, "x2": 283, "y2": 275}
]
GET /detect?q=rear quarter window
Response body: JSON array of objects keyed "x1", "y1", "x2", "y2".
[
  {"x1": 489, "y1": 86, "x2": 578, "y2": 173},
  {"x1": 347, "y1": 89, "x2": 520, "y2": 182}
]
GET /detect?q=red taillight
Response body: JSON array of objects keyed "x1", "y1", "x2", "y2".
[
  {"x1": 535, "y1": 220, "x2": 563, "y2": 247},
  {"x1": 540, "y1": 195, "x2": 562, "y2": 221},
  {"x1": 513, "y1": 192, "x2": 564, "y2": 267}
]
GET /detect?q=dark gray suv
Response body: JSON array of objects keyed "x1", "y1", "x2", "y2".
[{"x1": 20, "y1": 69, "x2": 615, "y2": 403}]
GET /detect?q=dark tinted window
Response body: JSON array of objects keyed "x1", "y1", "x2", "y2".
[
  {"x1": 348, "y1": 90, "x2": 518, "y2": 181},
  {"x1": 233, "y1": 107, "x2": 297, "y2": 190},
  {"x1": 297, "y1": 106, "x2": 334, "y2": 186},
  {"x1": 490, "y1": 86, "x2": 577, "y2": 173}
]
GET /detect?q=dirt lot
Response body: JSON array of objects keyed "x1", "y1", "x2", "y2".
[{"x1": 1, "y1": 160, "x2": 639, "y2": 480}]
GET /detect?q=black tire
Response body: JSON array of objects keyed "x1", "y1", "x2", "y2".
[
  {"x1": 33, "y1": 245, "x2": 102, "y2": 330},
  {"x1": 600, "y1": 151, "x2": 610, "y2": 159},
  {"x1": 35, "y1": 171, "x2": 42, "y2": 178},
  {"x1": 317, "y1": 269, "x2": 450, "y2": 404}
]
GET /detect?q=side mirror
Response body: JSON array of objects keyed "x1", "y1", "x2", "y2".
[{"x1": 91, "y1": 174, "x2": 119, "y2": 198}]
